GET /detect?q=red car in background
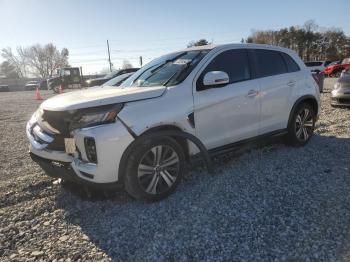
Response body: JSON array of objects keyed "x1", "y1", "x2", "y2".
[{"x1": 324, "y1": 58, "x2": 350, "y2": 77}]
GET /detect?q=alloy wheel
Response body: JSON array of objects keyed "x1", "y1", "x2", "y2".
[
  {"x1": 295, "y1": 108, "x2": 314, "y2": 141},
  {"x1": 137, "y1": 145, "x2": 180, "y2": 195}
]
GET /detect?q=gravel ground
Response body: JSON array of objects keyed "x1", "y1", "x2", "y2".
[{"x1": 1, "y1": 79, "x2": 350, "y2": 261}]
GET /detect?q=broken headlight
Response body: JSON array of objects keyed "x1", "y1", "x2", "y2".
[{"x1": 70, "y1": 104, "x2": 123, "y2": 130}]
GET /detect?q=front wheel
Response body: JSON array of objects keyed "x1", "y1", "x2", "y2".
[
  {"x1": 286, "y1": 103, "x2": 316, "y2": 147},
  {"x1": 124, "y1": 137, "x2": 185, "y2": 201}
]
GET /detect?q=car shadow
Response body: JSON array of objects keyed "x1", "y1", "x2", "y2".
[{"x1": 55, "y1": 134, "x2": 350, "y2": 260}]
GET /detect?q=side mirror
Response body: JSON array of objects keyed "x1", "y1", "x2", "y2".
[{"x1": 203, "y1": 71, "x2": 229, "y2": 87}]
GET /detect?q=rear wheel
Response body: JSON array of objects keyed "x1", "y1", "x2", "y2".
[
  {"x1": 124, "y1": 137, "x2": 185, "y2": 201},
  {"x1": 286, "y1": 103, "x2": 316, "y2": 147}
]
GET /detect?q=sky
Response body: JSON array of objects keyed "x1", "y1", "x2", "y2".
[{"x1": 0, "y1": 0, "x2": 349, "y2": 75}]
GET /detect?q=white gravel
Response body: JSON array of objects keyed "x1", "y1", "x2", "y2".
[{"x1": 1, "y1": 79, "x2": 350, "y2": 261}]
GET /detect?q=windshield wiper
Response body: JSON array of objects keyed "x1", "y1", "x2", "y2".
[
  {"x1": 131, "y1": 52, "x2": 189, "y2": 86},
  {"x1": 163, "y1": 51, "x2": 204, "y2": 86},
  {"x1": 163, "y1": 62, "x2": 191, "y2": 86},
  {"x1": 149, "y1": 51, "x2": 188, "y2": 74}
]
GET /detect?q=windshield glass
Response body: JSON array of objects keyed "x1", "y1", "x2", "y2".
[
  {"x1": 121, "y1": 50, "x2": 209, "y2": 88},
  {"x1": 101, "y1": 73, "x2": 133, "y2": 87}
]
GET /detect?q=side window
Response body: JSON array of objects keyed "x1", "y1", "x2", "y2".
[
  {"x1": 253, "y1": 49, "x2": 287, "y2": 78},
  {"x1": 197, "y1": 49, "x2": 250, "y2": 91},
  {"x1": 281, "y1": 53, "x2": 300, "y2": 73}
]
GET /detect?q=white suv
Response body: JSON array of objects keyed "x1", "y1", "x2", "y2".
[{"x1": 26, "y1": 44, "x2": 320, "y2": 201}]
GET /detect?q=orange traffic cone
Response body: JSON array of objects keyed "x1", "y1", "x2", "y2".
[
  {"x1": 35, "y1": 87, "x2": 43, "y2": 100},
  {"x1": 59, "y1": 85, "x2": 64, "y2": 94}
]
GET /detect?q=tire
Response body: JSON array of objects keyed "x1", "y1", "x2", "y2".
[
  {"x1": 52, "y1": 86, "x2": 60, "y2": 93},
  {"x1": 286, "y1": 103, "x2": 316, "y2": 147},
  {"x1": 124, "y1": 136, "x2": 185, "y2": 201}
]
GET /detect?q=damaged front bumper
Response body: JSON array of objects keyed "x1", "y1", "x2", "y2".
[
  {"x1": 29, "y1": 153, "x2": 123, "y2": 189},
  {"x1": 26, "y1": 118, "x2": 134, "y2": 186}
]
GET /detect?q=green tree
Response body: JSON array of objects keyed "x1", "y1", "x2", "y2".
[{"x1": 246, "y1": 21, "x2": 350, "y2": 61}]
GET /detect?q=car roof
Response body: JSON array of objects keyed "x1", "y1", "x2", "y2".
[{"x1": 181, "y1": 43, "x2": 293, "y2": 52}]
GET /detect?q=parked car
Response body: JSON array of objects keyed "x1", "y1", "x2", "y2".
[
  {"x1": 48, "y1": 67, "x2": 82, "y2": 93},
  {"x1": 39, "y1": 79, "x2": 48, "y2": 90},
  {"x1": 0, "y1": 84, "x2": 9, "y2": 92},
  {"x1": 305, "y1": 60, "x2": 333, "y2": 73},
  {"x1": 26, "y1": 44, "x2": 320, "y2": 201},
  {"x1": 84, "y1": 68, "x2": 139, "y2": 87},
  {"x1": 324, "y1": 58, "x2": 350, "y2": 77},
  {"x1": 24, "y1": 81, "x2": 39, "y2": 91},
  {"x1": 100, "y1": 72, "x2": 134, "y2": 87},
  {"x1": 327, "y1": 60, "x2": 341, "y2": 67},
  {"x1": 331, "y1": 69, "x2": 350, "y2": 107}
]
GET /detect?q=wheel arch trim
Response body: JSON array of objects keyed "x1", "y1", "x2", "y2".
[
  {"x1": 287, "y1": 95, "x2": 319, "y2": 128},
  {"x1": 117, "y1": 128, "x2": 213, "y2": 184}
]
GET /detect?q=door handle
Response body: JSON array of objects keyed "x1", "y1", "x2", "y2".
[
  {"x1": 246, "y1": 89, "x2": 259, "y2": 97},
  {"x1": 287, "y1": 80, "x2": 296, "y2": 87}
]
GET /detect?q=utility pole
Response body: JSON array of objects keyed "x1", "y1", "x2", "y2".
[
  {"x1": 107, "y1": 40, "x2": 112, "y2": 72},
  {"x1": 139, "y1": 56, "x2": 143, "y2": 67}
]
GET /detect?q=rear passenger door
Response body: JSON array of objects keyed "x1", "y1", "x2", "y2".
[
  {"x1": 251, "y1": 49, "x2": 299, "y2": 134},
  {"x1": 193, "y1": 49, "x2": 261, "y2": 150}
]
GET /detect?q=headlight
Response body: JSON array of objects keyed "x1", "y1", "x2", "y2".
[
  {"x1": 71, "y1": 104, "x2": 123, "y2": 130},
  {"x1": 29, "y1": 108, "x2": 43, "y2": 124}
]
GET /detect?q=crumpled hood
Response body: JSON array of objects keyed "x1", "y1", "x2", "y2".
[{"x1": 41, "y1": 86, "x2": 166, "y2": 111}]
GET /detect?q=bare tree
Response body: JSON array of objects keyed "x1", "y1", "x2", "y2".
[
  {"x1": 121, "y1": 60, "x2": 133, "y2": 69},
  {"x1": 1, "y1": 47, "x2": 27, "y2": 78},
  {"x1": 24, "y1": 43, "x2": 69, "y2": 78},
  {"x1": 1, "y1": 43, "x2": 69, "y2": 78}
]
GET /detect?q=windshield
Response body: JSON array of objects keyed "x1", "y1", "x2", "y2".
[
  {"x1": 121, "y1": 50, "x2": 209, "y2": 88},
  {"x1": 101, "y1": 73, "x2": 133, "y2": 87}
]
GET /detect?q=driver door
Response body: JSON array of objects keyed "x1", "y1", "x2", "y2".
[{"x1": 193, "y1": 48, "x2": 261, "y2": 150}]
